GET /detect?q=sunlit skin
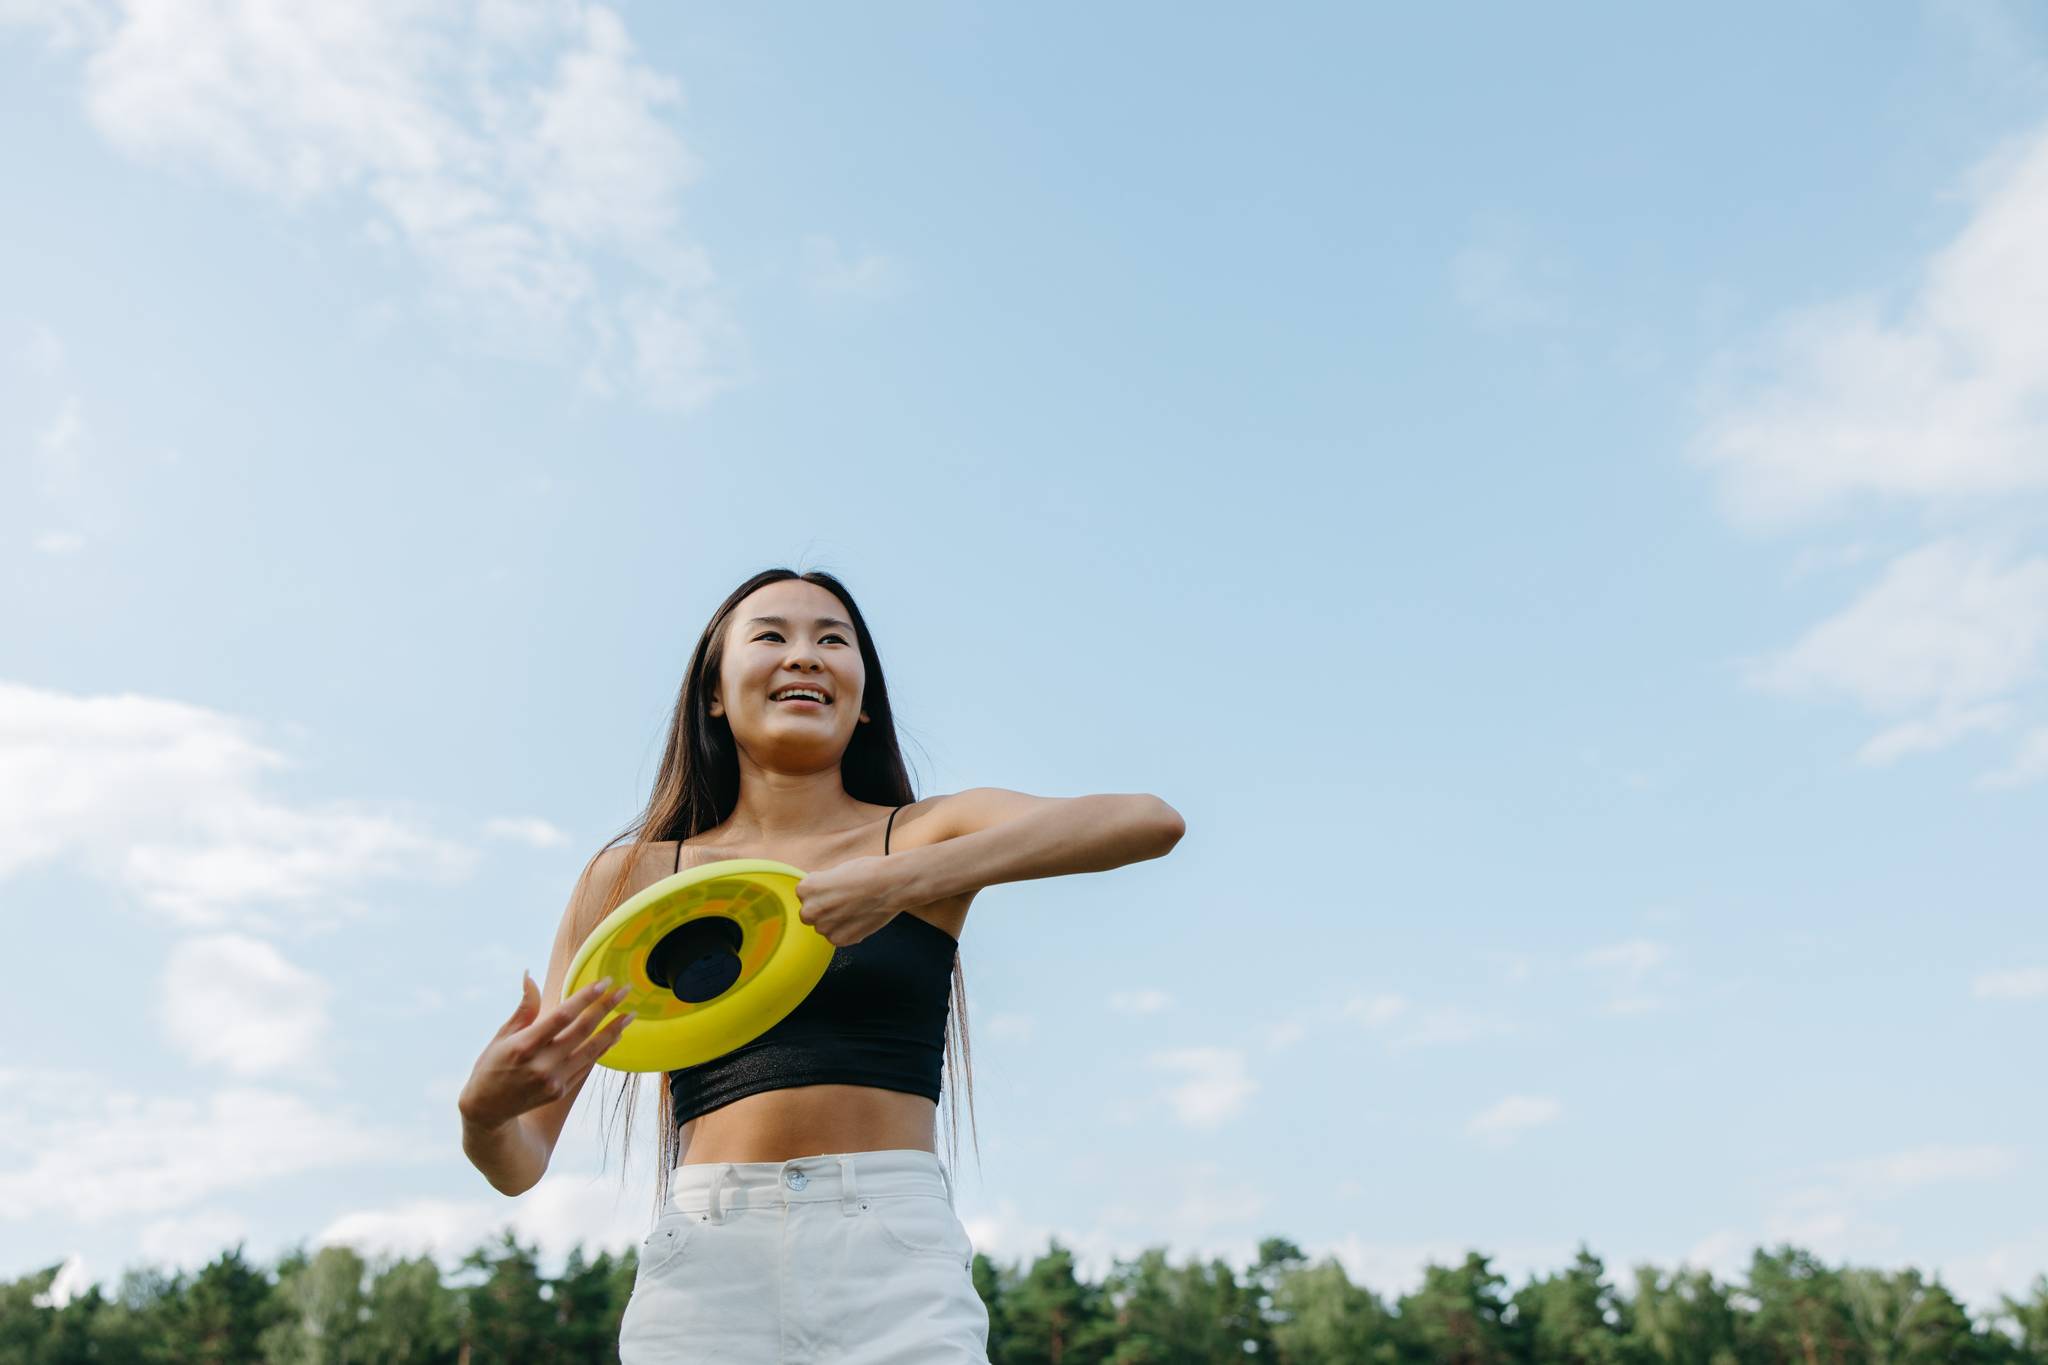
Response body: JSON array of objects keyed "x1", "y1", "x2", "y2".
[
  {"x1": 462, "y1": 577, "x2": 1184, "y2": 1192},
  {"x1": 674, "y1": 578, "x2": 963, "y2": 1164}
]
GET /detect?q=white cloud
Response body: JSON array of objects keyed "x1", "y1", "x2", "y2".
[
  {"x1": 1321, "y1": 1233, "x2": 1579, "y2": 1301},
  {"x1": 1694, "y1": 124, "x2": 2048, "y2": 524},
  {"x1": 800, "y1": 234, "x2": 899, "y2": 299},
  {"x1": 1745, "y1": 540, "x2": 2048, "y2": 765},
  {"x1": 1816, "y1": 1143, "x2": 2020, "y2": 1196},
  {"x1": 0, "y1": 679, "x2": 476, "y2": 930},
  {"x1": 481, "y1": 815, "x2": 573, "y2": 847},
  {"x1": 1691, "y1": 1143, "x2": 2033, "y2": 1315},
  {"x1": 1939, "y1": 1229, "x2": 2048, "y2": 1319},
  {"x1": 2, "y1": 323, "x2": 127, "y2": 550},
  {"x1": 1449, "y1": 221, "x2": 1567, "y2": 335},
  {"x1": 34, "y1": 393, "x2": 84, "y2": 472},
  {"x1": 0, "y1": 1069, "x2": 422, "y2": 1223},
  {"x1": 1387, "y1": 1005, "x2": 1513, "y2": 1051},
  {"x1": 1977, "y1": 726, "x2": 2048, "y2": 789},
  {"x1": 1466, "y1": 1094, "x2": 1562, "y2": 1146},
  {"x1": 1582, "y1": 939, "x2": 1671, "y2": 975},
  {"x1": 138, "y1": 1207, "x2": 253, "y2": 1275},
  {"x1": 1107, "y1": 987, "x2": 1170, "y2": 1015},
  {"x1": 1147, "y1": 1046, "x2": 1255, "y2": 1127},
  {"x1": 1861, "y1": 702, "x2": 2012, "y2": 766},
  {"x1": 1759, "y1": 1205, "x2": 1902, "y2": 1263},
  {"x1": 1581, "y1": 937, "x2": 1674, "y2": 1015},
  {"x1": 519, "y1": 7, "x2": 701, "y2": 263},
  {"x1": 1679, "y1": 1227, "x2": 1750, "y2": 1282},
  {"x1": 985, "y1": 1012, "x2": 1034, "y2": 1043},
  {"x1": 11, "y1": 0, "x2": 734, "y2": 408},
  {"x1": 30, "y1": 1254, "x2": 94, "y2": 1310},
  {"x1": 1696, "y1": 116, "x2": 2048, "y2": 786},
  {"x1": 319, "y1": 1164, "x2": 658, "y2": 1273},
  {"x1": 1330, "y1": 991, "x2": 1511, "y2": 1049},
  {"x1": 0, "y1": 0, "x2": 110, "y2": 50},
  {"x1": 607, "y1": 290, "x2": 741, "y2": 410},
  {"x1": 1262, "y1": 1014, "x2": 1308, "y2": 1049},
  {"x1": 1340, "y1": 992, "x2": 1406, "y2": 1026},
  {"x1": 160, "y1": 933, "x2": 333, "y2": 1077},
  {"x1": 1971, "y1": 966, "x2": 2048, "y2": 999}
]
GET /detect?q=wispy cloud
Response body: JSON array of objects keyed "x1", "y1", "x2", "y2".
[
  {"x1": 1743, "y1": 540, "x2": 2048, "y2": 766},
  {"x1": 1978, "y1": 727, "x2": 2048, "y2": 790},
  {"x1": 801, "y1": 233, "x2": 899, "y2": 299},
  {"x1": 1580, "y1": 937, "x2": 1675, "y2": 1015},
  {"x1": 0, "y1": 1069, "x2": 421, "y2": 1223},
  {"x1": 0, "y1": 680, "x2": 476, "y2": 930},
  {"x1": 1336, "y1": 991, "x2": 1513, "y2": 1050},
  {"x1": 481, "y1": 815, "x2": 574, "y2": 848},
  {"x1": 1448, "y1": 219, "x2": 1568, "y2": 336},
  {"x1": 1341, "y1": 992, "x2": 1407, "y2": 1027},
  {"x1": 1386, "y1": 1005, "x2": 1514, "y2": 1051},
  {"x1": 1695, "y1": 116, "x2": 2048, "y2": 786},
  {"x1": 3, "y1": 0, "x2": 736, "y2": 408},
  {"x1": 160, "y1": 934, "x2": 333, "y2": 1078},
  {"x1": 986, "y1": 1012, "x2": 1034, "y2": 1042},
  {"x1": 1813, "y1": 1143, "x2": 2020, "y2": 1197},
  {"x1": 319, "y1": 1163, "x2": 657, "y2": 1271},
  {"x1": 1693, "y1": 125, "x2": 2048, "y2": 523},
  {"x1": 1971, "y1": 965, "x2": 2048, "y2": 999},
  {"x1": 1108, "y1": 987, "x2": 1171, "y2": 1015},
  {"x1": 5, "y1": 323, "x2": 117, "y2": 552},
  {"x1": 1147, "y1": 1046, "x2": 1256, "y2": 1127},
  {"x1": 1466, "y1": 1094, "x2": 1562, "y2": 1147}
]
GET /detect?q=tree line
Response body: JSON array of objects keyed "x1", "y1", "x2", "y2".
[{"x1": 3, "y1": 1233, "x2": 2044, "y2": 1363}]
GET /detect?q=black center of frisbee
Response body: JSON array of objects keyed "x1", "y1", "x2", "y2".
[{"x1": 646, "y1": 916, "x2": 745, "y2": 1003}]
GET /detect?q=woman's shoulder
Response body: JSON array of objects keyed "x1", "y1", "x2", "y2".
[{"x1": 895, "y1": 788, "x2": 1065, "y2": 847}]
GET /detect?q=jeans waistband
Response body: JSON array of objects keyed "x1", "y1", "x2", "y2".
[{"x1": 665, "y1": 1148, "x2": 954, "y2": 1222}]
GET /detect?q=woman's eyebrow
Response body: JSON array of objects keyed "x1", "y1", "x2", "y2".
[{"x1": 744, "y1": 615, "x2": 855, "y2": 632}]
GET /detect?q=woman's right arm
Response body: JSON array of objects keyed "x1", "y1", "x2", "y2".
[{"x1": 459, "y1": 847, "x2": 635, "y2": 1196}]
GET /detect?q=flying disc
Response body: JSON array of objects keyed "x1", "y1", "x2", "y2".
[{"x1": 561, "y1": 858, "x2": 831, "y2": 1072}]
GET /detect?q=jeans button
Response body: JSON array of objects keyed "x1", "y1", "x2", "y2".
[{"x1": 784, "y1": 1170, "x2": 807, "y2": 1191}]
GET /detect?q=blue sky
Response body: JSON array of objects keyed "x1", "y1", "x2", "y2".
[{"x1": 4, "y1": 0, "x2": 2047, "y2": 1322}]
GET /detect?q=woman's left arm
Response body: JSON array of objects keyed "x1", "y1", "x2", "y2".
[{"x1": 896, "y1": 789, "x2": 1186, "y2": 903}]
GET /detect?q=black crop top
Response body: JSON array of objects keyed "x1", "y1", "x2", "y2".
[{"x1": 667, "y1": 805, "x2": 958, "y2": 1126}]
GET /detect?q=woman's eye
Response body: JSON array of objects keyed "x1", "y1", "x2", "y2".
[{"x1": 756, "y1": 632, "x2": 849, "y2": 645}]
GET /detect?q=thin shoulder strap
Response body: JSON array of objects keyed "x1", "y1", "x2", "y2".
[
  {"x1": 674, "y1": 838, "x2": 683, "y2": 874},
  {"x1": 884, "y1": 804, "x2": 905, "y2": 855}
]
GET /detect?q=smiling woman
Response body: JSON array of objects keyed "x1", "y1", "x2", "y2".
[{"x1": 454, "y1": 565, "x2": 1184, "y2": 1363}]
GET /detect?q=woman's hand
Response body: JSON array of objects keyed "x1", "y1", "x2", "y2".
[
  {"x1": 794, "y1": 855, "x2": 918, "y2": 947},
  {"x1": 458, "y1": 974, "x2": 633, "y2": 1131}
]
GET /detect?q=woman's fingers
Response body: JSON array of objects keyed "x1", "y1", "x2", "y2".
[
  {"x1": 568, "y1": 1010, "x2": 634, "y2": 1070},
  {"x1": 548, "y1": 984, "x2": 632, "y2": 1047},
  {"x1": 528, "y1": 979, "x2": 619, "y2": 1043}
]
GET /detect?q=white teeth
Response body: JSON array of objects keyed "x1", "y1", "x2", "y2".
[{"x1": 772, "y1": 689, "x2": 828, "y2": 703}]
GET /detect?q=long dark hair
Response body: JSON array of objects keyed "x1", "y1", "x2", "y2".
[{"x1": 577, "y1": 568, "x2": 979, "y2": 1217}]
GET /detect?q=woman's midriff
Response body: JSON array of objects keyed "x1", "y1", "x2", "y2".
[
  {"x1": 678, "y1": 1084, "x2": 939, "y2": 1165},
  {"x1": 662, "y1": 817, "x2": 968, "y2": 1167}
]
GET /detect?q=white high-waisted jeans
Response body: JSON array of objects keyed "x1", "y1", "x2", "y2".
[{"x1": 618, "y1": 1147, "x2": 991, "y2": 1363}]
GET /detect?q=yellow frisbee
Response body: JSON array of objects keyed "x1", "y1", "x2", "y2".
[{"x1": 561, "y1": 858, "x2": 831, "y2": 1073}]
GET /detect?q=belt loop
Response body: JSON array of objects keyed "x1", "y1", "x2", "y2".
[
  {"x1": 707, "y1": 1165, "x2": 727, "y2": 1224},
  {"x1": 838, "y1": 1156, "x2": 859, "y2": 1217},
  {"x1": 937, "y1": 1156, "x2": 955, "y2": 1210}
]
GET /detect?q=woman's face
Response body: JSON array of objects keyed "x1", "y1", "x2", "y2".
[{"x1": 709, "y1": 580, "x2": 869, "y2": 768}]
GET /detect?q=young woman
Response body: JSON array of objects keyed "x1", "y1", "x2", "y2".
[{"x1": 457, "y1": 567, "x2": 1186, "y2": 1362}]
